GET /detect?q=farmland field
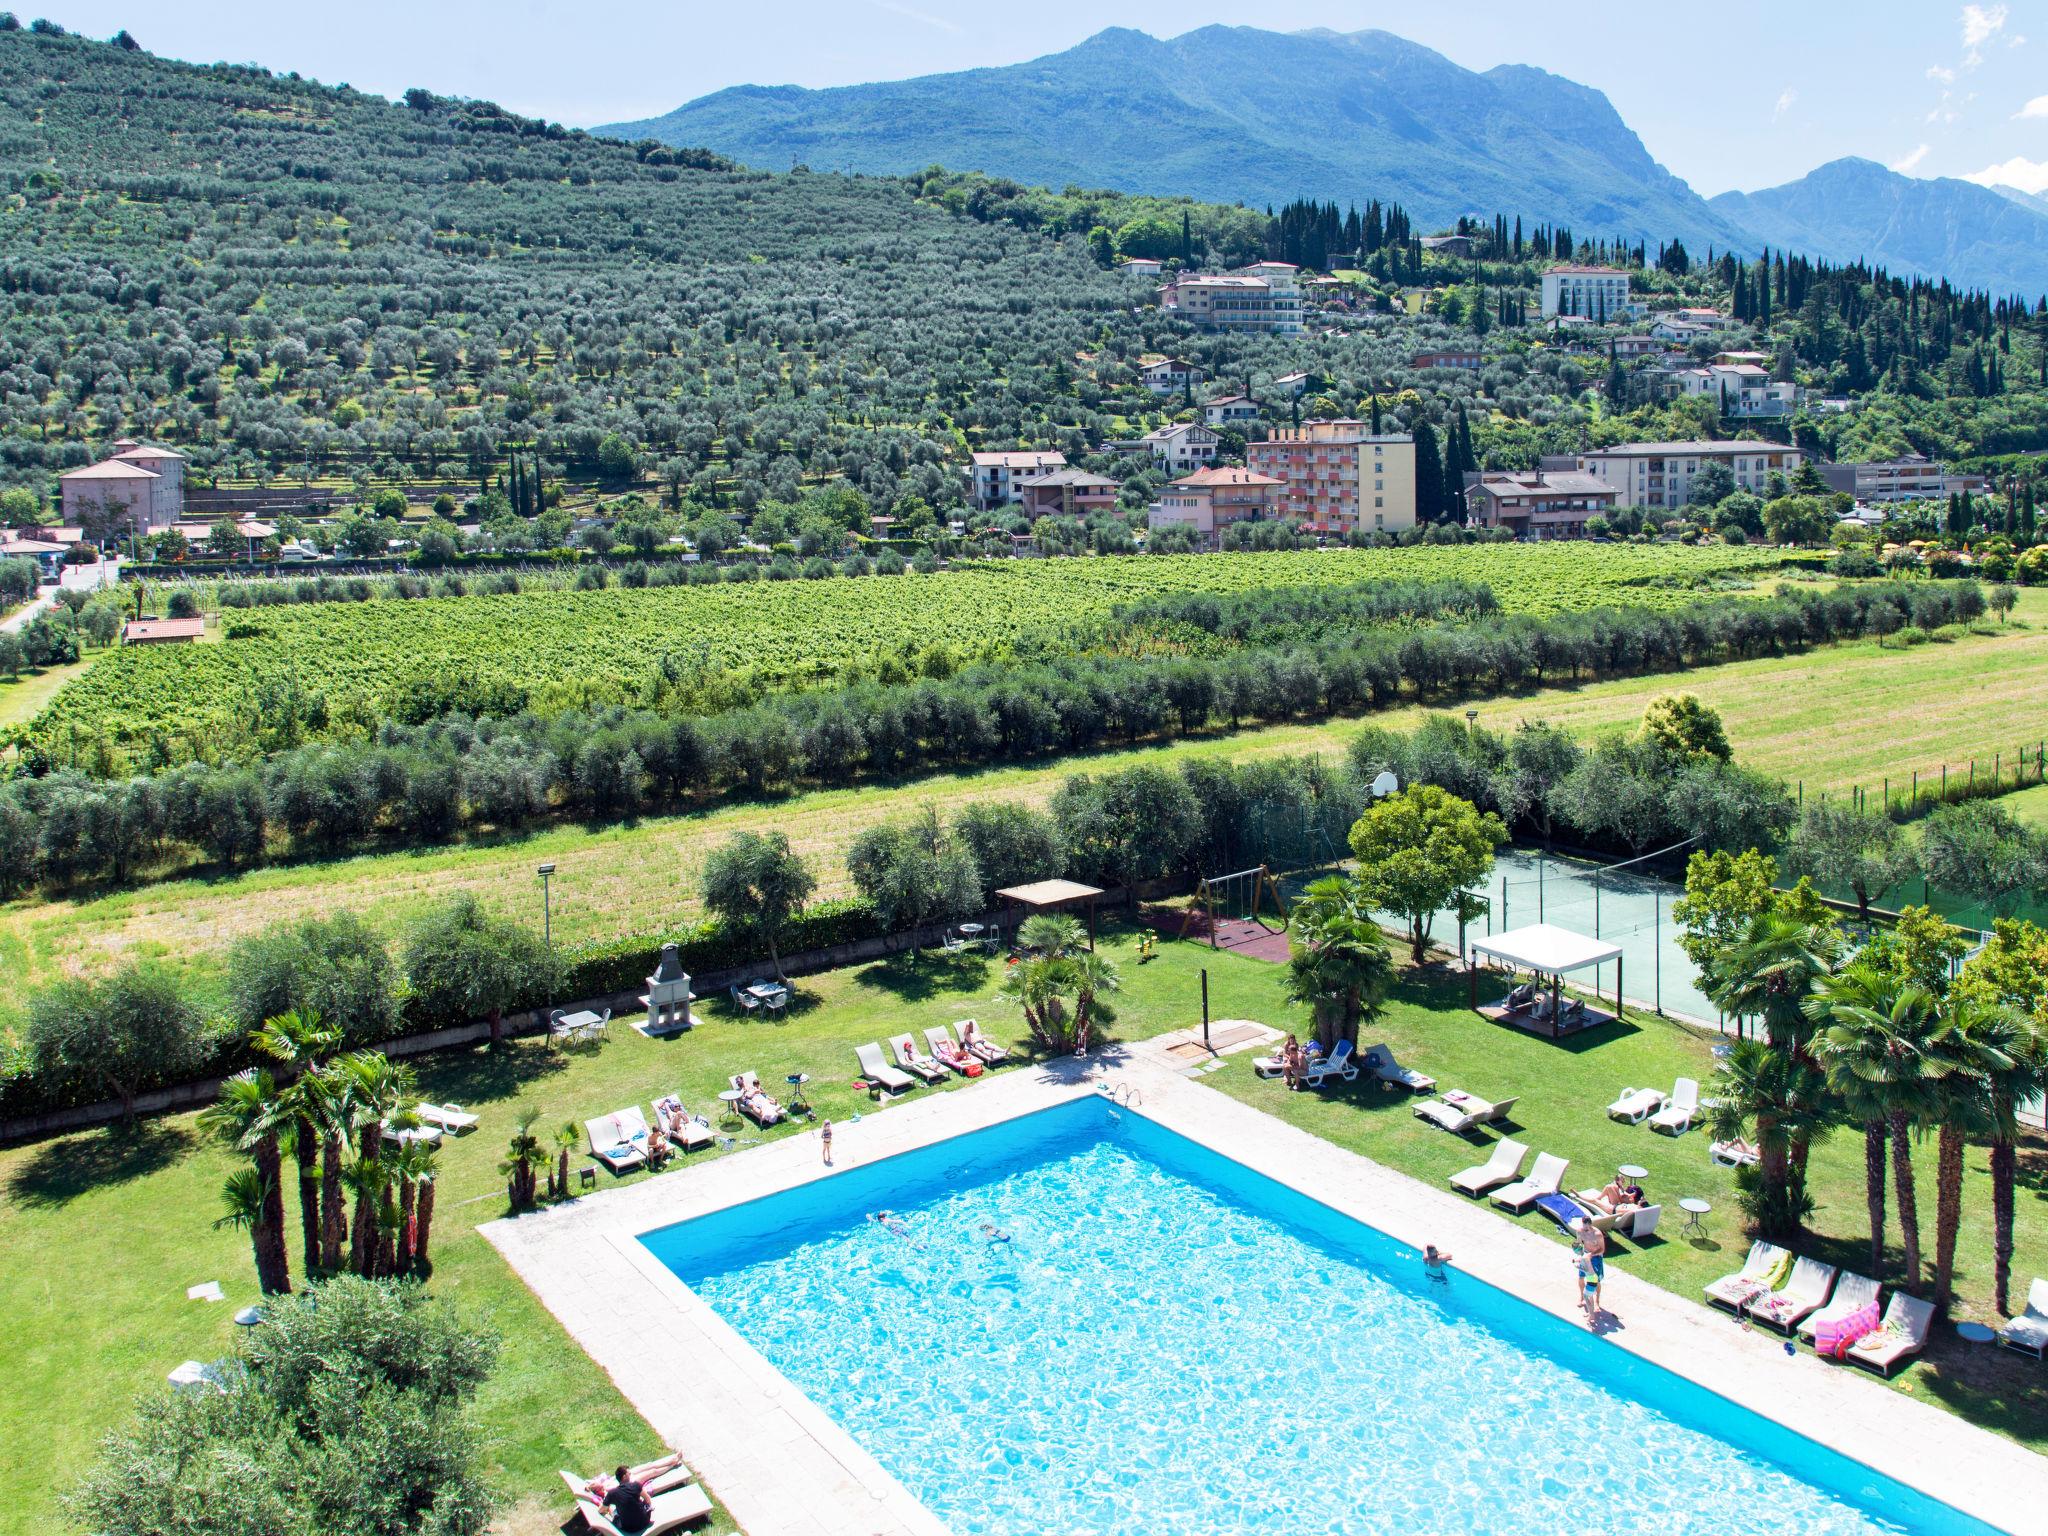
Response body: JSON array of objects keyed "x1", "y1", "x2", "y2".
[{"x1": 26, "y1": 544, "x2": 1792, "y2": 754}]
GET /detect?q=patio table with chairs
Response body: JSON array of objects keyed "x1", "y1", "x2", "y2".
[{"x1": 549, "y1": 1007, "x2": 611, "y2": 1048}]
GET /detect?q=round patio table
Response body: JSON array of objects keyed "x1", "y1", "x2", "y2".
[
  {"x1": 716, "y1": 1089, "x2": 746, "y2": 1127},
  {"x1": 1617, "y1": 1164, "x2": 1648, "y2": 1181},
  {"x1": 1956, "y1": 1321, "x2": 1996, "y2": 1345},
  {"x1": 1679, "y1": 1197, "x2": 1712, "y2": 1240}
]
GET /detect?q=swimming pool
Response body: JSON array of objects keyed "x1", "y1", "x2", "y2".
[{"x1": 641, "y1": 1096, "x2": 1996, "y2": 1536}]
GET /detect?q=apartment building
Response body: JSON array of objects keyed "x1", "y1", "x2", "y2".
[
  {"x1": 1014, "y1": 469, "x2": 1120, "y2": 520},
  {"x1": 59, "y1": 437, "x2": 186, "y2": 536},
  {"x1": 1540, "y1": 265, "x2": 1630, "y2": 321},
  {"x1": 1646, "y1": 363, "x2": 1799, "y2": 418},
  {"x1": 1245, "y1": 421, "x2": 1417, "y2": 534},
  {"x1": 1201, "y1": 394, "x2": 1262, "y2": 429},
  {"x1": 1139, "y1": 357, "x2": 1205, "y2": 394},
  {"x1": 1816, "y1": 454, "x2": 1988, "y2": 504},
  {"x1": 1138, "y1": 422, "x2": 1219, "y2": 474},
  {"x1": 1120, "y1": 257, "x2": 1164, "y2": 278},
  {"x1": 1465, "y1": 470, "x2": 1621, "y2": 540},
  {"x1": 1158, "y1": 262, "x2": 1304, "y2": 333},
  {"x1": 1146, "y1": 466, "x2": 1283, "y2": 545},
  {"x1": 969, "y1": 450, "x2": 1067, "y2": 509},
  {"x1": 1413, "y1": 350, "x2": 1483, "y2": 370},
  {"x1": 1573, "y1": 440, "x2": 1805, "y2": 510}
]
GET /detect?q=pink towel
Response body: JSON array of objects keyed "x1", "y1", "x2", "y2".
[{"x1": 1814, "y1": 1299, "x2": 1881, "y2": 1358}]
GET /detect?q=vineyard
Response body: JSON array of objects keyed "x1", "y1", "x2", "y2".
[{"x1": 28, "y1": 545, "x2": 1794, "y2": 759}]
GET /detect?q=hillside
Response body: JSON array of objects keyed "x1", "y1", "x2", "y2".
[
  {"x1": 605, "y1": 26, "x2": 1749, "y2": 251},
  {"x1": 1710, "y1": 158, "x2": 2048, "y2": 297}
]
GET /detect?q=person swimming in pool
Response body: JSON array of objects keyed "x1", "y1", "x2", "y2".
[
  {"x1": 979, "y1": 1221, "x2": 1012, "y2": 1243},
  {"x1": 872, "y1": 1209, "x2": 911, "y2": 1238},
  {"x1": 1422, "y1": 1244, "x2": 1452, "y2": 1281}
]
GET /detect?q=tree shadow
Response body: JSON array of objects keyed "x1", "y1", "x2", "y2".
[
  {"x1": 1914, "y1": 1339, "x2": 2048, "y2": 1447},
  {"x1": 5, "y1": 1119, "x2": 198, "y2": 1209},
  {"x1": 416, "y1": 1041, "x2": 570, "y2": 1104},
  {"x1": 851, "y1": 950, "x2": 994, "y2": 1004}
]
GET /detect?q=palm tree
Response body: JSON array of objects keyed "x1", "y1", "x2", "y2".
[
  {"x1": 412, "y1": 1150, "x2": 440, "y2": 1276},
  {"x1": 1282, "y1": 876, "x2": 1395, "y2": 1054},
  {"x1": 1928, "y1": 997, "x2": 2013, "y2": 1309},
  {"x1": 341, "y1": 1154, "x2": 388, "y2": 1277},
  {"x1": 996, "y1": 915, "x2": 1121, "y2": 1056},
  {"x1": 200, "y1": 1070, "x2": 293, "y2": 1295},
  {"x1": 1809, "y1": 958, "x2": 1918, "y2": 1276},
  {"x1": 1703, "y1": 1039, "x2": 1830, "y2": 1239},
  {"x1": 1710, "y1": 912, "x2": 1835, "y2": 1050},
  {"x1": 552, "y1": 1122, "x2": 579, "y2": 1202},
  {"x1": 214, "y1": 1167, "x2": 290, "y2": 1296},
  {"x1": 335, "y1": 1050, "x2": 419, "y2": 1270},
  {"x1": 501, "y1": 1110, "x2": 548, "y2": 1211},
  {"x1": 309, "y1": 1069, "x2": 350, "y2": 1273},
  {"x1": 250, "y1": 1008, "x2": 341, "y2": 1277},
  {"x1": 1972, "y1": 1009, "x2": 2048, "y2": 1313}
]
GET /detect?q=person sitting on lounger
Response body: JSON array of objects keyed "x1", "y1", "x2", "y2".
[
  {"x1": 1280, "y1": 1035, "x2": 1304, "y2": 1090},
  {"x1": 1593, "y1": 1177, "x2": 1642, "y2": 1218},
  {"x1": 601, "y1": 1467, "x2": 654, "y2": 1534},
  {"x1": 1721, "y1": 1136, "x2": 1759, "y2": 1161}
]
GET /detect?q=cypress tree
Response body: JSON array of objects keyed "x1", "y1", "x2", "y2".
[{"x1": 1412, "y1": 421, "x2": 1444, "y2": 523}]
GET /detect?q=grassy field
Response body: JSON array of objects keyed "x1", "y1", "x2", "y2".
[
  {"x1": 1, "y1": 920, "x2": 2040, "y2": 1536},
  {"x1": 0, "y1": 927, "x2": 1284, "y2": 1536},
  {"x1": 0, "y1": 655, "x2": 89, "y2": 732},
  {"x1": 4, "y1": 596, "x2": 2042, "y2": 1008}
]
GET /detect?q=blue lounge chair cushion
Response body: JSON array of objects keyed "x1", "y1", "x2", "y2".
[{"x1": 1533, "y1": 1192, "x2": 1588, "y2": 1229}]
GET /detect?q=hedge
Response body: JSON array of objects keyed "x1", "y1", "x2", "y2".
[{"x1": 559, "y1": 898, "x2": 885, "y2": 998}]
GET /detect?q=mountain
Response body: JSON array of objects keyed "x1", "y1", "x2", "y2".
[
  {"x1": 1990, "y1": 183, "x2": 2048, "y2": 220},
  {"x1": 1709, "y1": 158, "x2": 2048, "y2": 296},
  {"x1": 605, "y1": 26, "x2": 1751, "y2": 251}
]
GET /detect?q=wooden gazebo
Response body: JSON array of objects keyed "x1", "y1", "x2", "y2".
[{"x1": 995, "y1": 879, "x2": 1105, "y2": 952}]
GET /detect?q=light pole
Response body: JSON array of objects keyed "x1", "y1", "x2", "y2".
[{"x1": 536, "y1": 863, "x2": 555, "y2": 948}]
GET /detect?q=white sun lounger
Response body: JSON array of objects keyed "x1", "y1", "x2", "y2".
[
  {"x1": 577, "y1": 1481, "x2": 714, "y2": 1536},
  {"x1": 1303, "y1": 1038, "x2": 1359, "y2": 1087},
  {"x1": 955, "y1": 1019, "x2": 1011, "y2": 1065},
  {"x1": 1998, "y1": 1278, "x2": 2048, "y2": 1359},
  {"x1": 415, "y1": 1101, "x2": 478, "y2": 1133},
  {"x1": 924, "y1": 1026, "x2": 979, "y2": 1074},
  {"x1": 1746, "y1": 1256, "x2": 1837, "y2": 1333},
  {"x1": 1845, "y1": 1293, "x2": 1935, "y2": 1376},
  {"x1": 728, "y1": 1072, "x2": 784, "y2": 1126},
  {"x1": 1710, "y1": 1139, "x2": 1761, "y2": 1167},
  {"x1": 1491, "y1": 1152, "x2": 1568, "y2": 1212},
  {"x1": 587, "y1": 1108, "x2": 650, "y2": 1173},
  {"x1": 651, "y1": 1095, "x2": 714, "y2": 1151},
  {"x1": 1607, "y1": 1085, "x2": 1664, "y2": 1124},
  {"x1": 856, "y1": 1042, "x2": 915, "y2": 1093},
  {"x1": 1450, "y1": 1138, "x2": 1528, "y2": 1195},
  {"x1": 1798, "y1": 1271, "x2": 1881, "y2": 1341},
  {"x1": 1648, "y1": 1077, "x2": 1699, "y2": 1135},
  {"x1": 1415, "y1": 1099, "x2": 1482, "y2": 1135},
  {"x1": 1703, "y1": 1240, "x2": 1791, "y2": 1311},
  {"x1": 1361, "y1": 1043, "x2": 1435, "y2": 1094},
  {"x1": 890, "y1": 1032, "x2": 949, "y2": 1083}
]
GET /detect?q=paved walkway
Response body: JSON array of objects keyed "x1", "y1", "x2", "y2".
[{"x1": 484, "y1": 1045, "x2": 2045, "y2": 1536}]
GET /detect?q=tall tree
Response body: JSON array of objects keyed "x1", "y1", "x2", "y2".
[
  {"x1": 702, "y1": 830, "x2": 818, "y2": 984},
  {"x1": 250, "y1": 1008, "x2": 341, "y2": 1278},
  {"x1": 1282, "y1": 876, "x2": 1395, "y2": 1054},
  {"x1": 200, "y1": 1070, "x2": 294, "y2": 1295}
]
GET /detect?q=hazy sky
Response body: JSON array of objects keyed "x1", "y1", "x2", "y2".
[{"x1": 31, "y1": 2, "x2": 2048, "y2": 195}]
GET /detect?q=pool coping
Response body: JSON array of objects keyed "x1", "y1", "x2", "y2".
[{"x1": 482, "y1": 1045, "x2": 2047, "y2": 1535}]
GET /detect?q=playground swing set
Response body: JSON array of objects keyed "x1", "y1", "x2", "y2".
[{"x1": 1193, "y1": 864, "x2": 1290, "y2": 949}]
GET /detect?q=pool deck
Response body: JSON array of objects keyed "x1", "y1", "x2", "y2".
[{"x1": 483, "y1": 1042, "x2": 2048, "y2": 1536}]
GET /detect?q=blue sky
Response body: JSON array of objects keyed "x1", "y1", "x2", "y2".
[{"x1": 30, "y1": 2, "x2": 2048, "y2": 195}]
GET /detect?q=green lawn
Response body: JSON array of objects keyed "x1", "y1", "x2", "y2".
[{"x1": 0, "y1": 923, "x2": 1281, "y2": 1536}]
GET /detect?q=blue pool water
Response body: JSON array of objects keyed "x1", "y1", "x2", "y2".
[{"x1": 642, "y1": 1097, "x2": 1997, "y2": 1536}]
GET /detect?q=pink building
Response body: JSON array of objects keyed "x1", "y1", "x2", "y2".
[{"x1": 60, "y1": 438, "x2": 185, "y2": 537}]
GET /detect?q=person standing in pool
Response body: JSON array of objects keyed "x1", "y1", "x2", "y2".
[{"x1": 1423, "y1": 1244, "x2": 1452, "y2": 1280}]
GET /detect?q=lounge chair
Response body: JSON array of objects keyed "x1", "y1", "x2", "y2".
[
  {"x1": 955, "y1": 1019, "x2": 1011, "y2": 1065},
  {"x1": 1648, "y1": 1077, "x2": 1700, "y2": 1135},
  {"x1": 1710, "y1": 1138, "x2": 1761, "y2": 1167},
  {"x1": 1414, "y1": 1099, "x2": 1483, "y2": 1135},
  {"x1": 1303, "y1": 1038, "x2": 1359, "y2": 1087},
  {"x1": 415, "y1": 1101, "x2": 478, "y2": 1133},
  {"x1": 650, "y1": 1095, "x2": 714, "y2": 1152},
  {"x1": 855, "y1": 1042, "x2": 915, "y2": 1094},
  {"x1": 889, "y1": 1032, "x2": 949, "y2": 1084},
  {"x1": 1361, "y1": 1043, "x2": 1435, "y2": 1094},
  {"x1": 587, "y1": 1109, "x2": 650, "y2": 1173},
  {"x1": 1797, "y1": 1271, "x2": 1881, "y2": 1342},
  {"x1": 727, "y1": 1072, "x2": 784, "y2": 1126},
  {"x1": 924, "y1": 1026, "x2": 981, "y2": 1076},
  {"x1": 1491, "y1": 1152, "x2": 1568, "y2": 1213},
  {"x1": 1607, "y1": 1085, "x2": 1665, "y2": 1124},
  {"x1": 574, "y1": 1478, "x2": 714, "y2": 1536},
  {"x1": 382, "y1": 1122, "x2": 442, "y2": 1149},
  {"x1": 1703, "y1": 1240, "x2": 1792, "y2": 1312},
  {"x1": 1746, "y1": 1256, "x2": 1838, "y2": 1334},
  {"x1": 1998, "y1": 1278, "x2": 2048, "y2": 1359},
  {"x1": 1609, "y1": 1204, "x2": 1661, "y2": 1240},
  {"x1": 1450, "y1": 1138, "x2": 1528, "y2": 1195},
  {"x1": 1845, "y1": 1294, "x2": 1935, "y2": 1377}
]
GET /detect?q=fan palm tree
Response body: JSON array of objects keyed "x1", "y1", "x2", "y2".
[
  {"x1": 1710, "y1": 911, "x2": 1835, "y2": 1051},
  {"x1": 308, "y1": 1069, "x2": 350, "y2": 1273},
  {"x1": 1810, "y1": 959, "x2": 1911, "y2": 1276},
  {"x1": 214, "y1": 1166, "x2": 290, "y2": 1296},
  {"x1": 200, "y1": 1070, "x2": 293, "y2": 1295},
  {"x1": 501, "y1": 1110, "x2": 548, "y2": 1211},
  {"x1": 996, "y1": 914, "x2": 1121, "y2": 1056},
  {"x1": 250, "y1": 1008, "x2": 341, "y2": 1277},
  {"x1": 411, "y1": 1149, "x2": 440, "y2": 1276},
  {"x1": 334, "y1": 1050, "x2": 419, "y2": 1269},
  {"x1": 1282, "y1": 876, "x2": 1395, "y2": 1054},
  {"x1": 1928, "y1": 997, "x2": 2013, "y2": 1309},
  {"x1": 552, "y1": 1122, "x2": 579, "y2": 1203},
  {"x1": 340, "y1": 1153, "x2": 388, "y2": 1277},
  {"x1": 1703, "y1": 1038, "x2": 1831, "y2": 1238},
  {"x1": 1973, "y1": 1008, "x2": 2048, "y2": 1313}
]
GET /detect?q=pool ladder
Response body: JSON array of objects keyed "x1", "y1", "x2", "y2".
[{"x1": 1101, "y1": 1082, "x2": 1144, "y2": 1108}]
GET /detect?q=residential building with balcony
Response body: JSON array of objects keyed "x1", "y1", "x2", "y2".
[
  {"x1": 1201, "y1": 394, "x2": 1262, "y2": 429},
  {"x1": 1245, "y1": 421, "x2": 1417, "y2": 534},
  {"x1": 1413, "y1": 350, "x2": 1483, "y2": 370},
  {"x1": 1014, "y1": 469, "x2": 1120, "y2": 520},
  {"x1": 1646, "y1": 363, "x2": 1799, "y2": 418},
  {"x1": 1139, "y1": 357, "x2": 1205, "y2": 394},
  {"x1": 1465, "y1": 470, "x2": 1621, "y2": 540},
  {"x1": 1137, "y1": 422, "x2": 1219, "y2": 474},
  {"x1": 1573, "y1": 440, "x2": 1805, "y2": 510},
  {"x1": 1119, "y1": 257, "x2": 1163, "y2": 278},
  {"x1": 1147, "y1": 466, "x2": 1283, "y2": 545},
  {"x1": 969, "y1": 450, "x2": 1067, "y2": 509},
  {"x1": 1816, "y1": 454, "x2": 1988, "y2": 504},
  {"x1": 1540, "y1": 265, "x2": 1630, "y2": 321},
  {"x1": 1158, "y1": 263, "x2": 1304, "y2": 333}
]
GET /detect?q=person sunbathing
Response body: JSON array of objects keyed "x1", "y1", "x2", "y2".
[
  {"x1": 933, "y1": 1037, "x2": 976, "y2": 1072},
  {"x1": 1281, "y1": 1036, "x2": 1305, "y2": 1090},
  {"x1": 1592, "y1": 1177, "x2": 1642, "y2": 1217}
]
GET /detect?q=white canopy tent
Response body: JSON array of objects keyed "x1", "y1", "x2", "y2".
[{"x1": 1467, "y1": 922, "x2": 1623, "y2": 1037}]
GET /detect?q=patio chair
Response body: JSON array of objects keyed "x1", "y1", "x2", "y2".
[
  {"x1": 586, "y1": 1108, "x2": 650, "y2": 1173},
  {"x1": 855, "y1": 1042, "x2": 916, "y2": 1094},
  {"x1": 1361, "y1": 1043, "x2": 1435, "y2": 1094},
  {"x1": 1302, "y1": 1038, "x2": 1359, "y2": 1088},
  {"x1": 1844, "y1": 1294, "x2": 1935, "y2": 1377},
  {"x1": 1491, "y1": 1152, "x2": 1568, "y2": 1213},
  {"x1": 763, "y1": 988, "x2": 788, "y2": 1015},
  {"x1": 728, "y1": 1072, "x2": 784, "y2": 1126},
  {"x1": 651, "y1": 1094, "x2": 714, "y2": 1152},
  {"x1": 1449, "y1": 1138, "x2": 1528, "y2": 1196},
  {"x1": 889, "y1": 1032, "x2": 949, "y2": 1084},
  {"x1": 1997, "y1": 1278, "x2": 2048, "y2": 1359},
  {"x1": 1798, "y1": 1272, "x2": 1881, "y2": 1343},
  {"x1": 730, "y1": 985, "x2": 762, "y2": 1014},
  {"x1": 955, "y1": 1019, "x2": 1011, "y2": 1065},
  {"x1": 1610, "y1": 1204, "x2": 1661, "y2": 1240},
  {"x1": 1745, "y1": 1257, "x2": 1838, "y2": 1334},
  {"x1": 1648, "y1": 1077, "x2": 1700, "y2": 1135},
  {"x1": 1703, "y1": 1240, "x2": 1792, "y2": 1312}
]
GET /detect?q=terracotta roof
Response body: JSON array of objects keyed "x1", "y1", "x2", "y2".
[
  {"x1": 1173, "y1": 467, "x2": 1283, "y2": 488},
  {"x1": 114, "y1": 442, "x2": 186, "y2": 462},
  {"x1": 970, "y1": 451, "x2": 1066, "y2": 469},
  {"x1": 123, "y1": 617, "x2": 206, "y2": 642},
  {"x1": 61, "y1": 460, "x2": 158, "y2": 480}
]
